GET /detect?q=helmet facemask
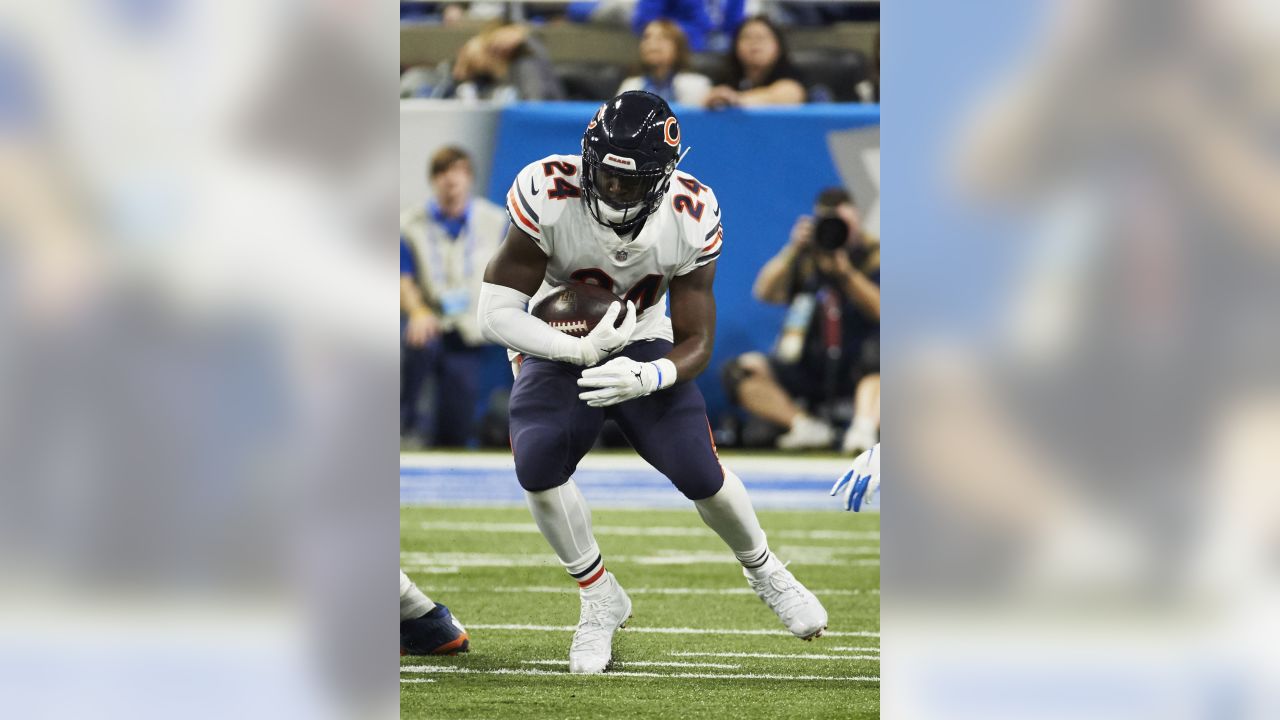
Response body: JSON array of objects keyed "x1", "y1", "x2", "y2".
[{"x1": 580, "y1": 149, "x2": 675, "y2": 233}]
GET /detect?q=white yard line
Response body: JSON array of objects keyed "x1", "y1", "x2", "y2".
[
  {"x1": 401, "y1": 552, "x2": 877, "y2": 568},
  {"x1": 416, "y1": 521, "x2": 878, "y2": 542},
  {"x1": 831, "y1": 646, "x2": 881, "y2": 653},
  {"x1": 671, "y1": 651, "x2": 879, "y2": 661},
  {"x1": 466, "y1": 585, "x2": 876, "y2": 597},
  {"x1": 466, "y1": 623, "x2": 879, "y2": 638},
  {"x1": 400, "y1": 678, "x2": 436, "y2": 684},
  {"x1": 521, "y1": 660, "x2": 742, "y2": 670},
  {"x1": 399, "y1": 665, "x2": 879, "y2": 682}
]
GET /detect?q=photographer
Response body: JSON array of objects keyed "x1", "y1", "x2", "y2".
[{"x1": 725, "y1": 188, "x2": 880, "y2": 453}]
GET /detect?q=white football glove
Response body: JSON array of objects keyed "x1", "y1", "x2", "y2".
[
  {"x1": 831, "y1": 443, "x2": 879, "y2": 512},
  {"x1": 577, "y1": 356, "x2": 677, "y2": 407},
  {"x1": 576, "y1": 301, "x2": 638, "y2": 366}
]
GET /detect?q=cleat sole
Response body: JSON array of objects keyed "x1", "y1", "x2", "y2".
[
  {"x1": 429, "y1": 632, "x2": 471, "y2": 655},
  {"x1": 800, "y1": 626, "x2": 826, "y2": 641}
]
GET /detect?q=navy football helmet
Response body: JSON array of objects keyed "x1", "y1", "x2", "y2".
[{"x1": 580, "y1": 91, "x2": 682, "y2": 232}]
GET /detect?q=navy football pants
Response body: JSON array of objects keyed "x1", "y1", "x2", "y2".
[{"x1": 509, "y1": 339, "x2": 725, "y2": 501}]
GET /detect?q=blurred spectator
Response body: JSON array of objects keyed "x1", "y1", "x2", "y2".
[
  {"x1": 399, "y1": 2, "x2": 436, "y2": 22},
  {"x1": 632, "y1": 0, "x2": 745, "y2": 52},
  {"x1": 723, "y1": 188, "x2": 880, "y2": 452},
  {"x1": 566, "y1": 1, "x2": 635, "y2": 27},
  {"x1": 775, "y1": 1, "x2": 876, "y2": 27},
  {"x1": 617, "y1": 19, "x2": 711, "y2": 107},
  {"x1": 400, "y1": 147, "x2": 508, "y2": 447},
  {"x1": 704, "y1": 16, "x2": 805, "y2": 109},
  {"x1": 410, "y1": 23, "x2": 564, "y2": 102},
  {"x1": 399, "y1": 2, "x2": 504, "y2": 24},
  {"x1": 856, "y1": 30, "x2": 879, "y2": 103}
]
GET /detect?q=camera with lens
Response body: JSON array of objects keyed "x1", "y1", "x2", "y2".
[{"x1": 812, "y1": 214, "x2": 850, "y2": 252}]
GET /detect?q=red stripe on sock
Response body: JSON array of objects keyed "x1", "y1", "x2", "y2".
[{"x1": 577, "y1": 565, "x2": 607, "y2": 588}]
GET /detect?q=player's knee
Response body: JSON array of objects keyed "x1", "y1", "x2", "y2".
[
  {"x1": 669, "y1": 466, "x2": 725, "y2": 502},
  {"x1": 651, "y1": 442, "x2": 725, "y2": 501},
  {"x1": 511, "y1": 428, "x2": 572, "y2": 493},
  {"x1": 721, "y1": 352, "x2": 767, "y2": 406}
]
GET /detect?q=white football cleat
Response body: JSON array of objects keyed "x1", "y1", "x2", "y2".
[
  {"x1": 777, "y1": 414, "x2": 836, "y2": 450},
  {"x1": 568, "y1": 574, "x2": 632, "y2": 674},
  {"x1": 746, "y1": 558, "x2": 828, "y2": 640}
]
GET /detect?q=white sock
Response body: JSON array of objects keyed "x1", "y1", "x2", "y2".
[
  {"x1": 694, "y1": 467, "x2": 774, "y2": 577},
  {"x1": 526, "y1": 479, "x2": 609, "y2": 592},
  {"x1": 400, "y1": 569, "x2": 436, "y2": 620}
]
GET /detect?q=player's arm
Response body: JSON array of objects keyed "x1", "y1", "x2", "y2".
[
  {"x1": 483, "y1": 225, "x2": 548, "y2": 297},
  {"x1": 477, "y1": 226, "x2": 635, "y2": 366},
  {"x1": 666, "y1": 259, "x2": 717, "y2": 381}
]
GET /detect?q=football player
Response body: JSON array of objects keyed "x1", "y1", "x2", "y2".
[
  {"x1": 477, "y1": 91, "x2": 827, "y2": 674},
  {"x1": 832, "y1": 443, "x2": 880, "y2": 512},
  {"x1": 400, "y1": 569, "x2": 469, "y2": 656}
]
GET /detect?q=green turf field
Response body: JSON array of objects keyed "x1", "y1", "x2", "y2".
[{"x1": 401, "y1": 505, "x2": 880, "y2": 719}]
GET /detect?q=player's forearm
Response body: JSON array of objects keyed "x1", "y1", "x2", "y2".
[
  {"x1": 477, "y1": 282, "x2": 586, "y2": 363},
  {"x1": 666, "y1": 334, "x2": 713, "y2": 383}
]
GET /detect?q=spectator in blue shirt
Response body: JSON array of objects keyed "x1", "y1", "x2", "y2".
[{"x1": 632, "y1": 0, "x2": 744, "y2": 53}]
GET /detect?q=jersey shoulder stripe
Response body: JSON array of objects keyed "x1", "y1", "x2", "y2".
[
  {"x1": 698, "y1": 225, "x2": 723, "y2": 261},
  {"x1": 515, "y1": 181, "x2": 540, "y2": 223},
  {"x1": 696, "y1": 249, "x2": 721, "y2": 265},
  {"x1": 506, "y1": 187, "x2": 541, "y2": 237}
]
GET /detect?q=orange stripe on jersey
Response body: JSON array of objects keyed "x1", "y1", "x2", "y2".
[
  {"x1": 508, "y1": 190, "x2": 540, "y2": 235},
  {"x1": 702, "y1": 237, "x2": 721, "y2": 253}
]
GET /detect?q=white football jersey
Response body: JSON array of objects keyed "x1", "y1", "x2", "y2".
[{"x1": 505, "y1": 153, "x2": 723, "y2": 345}]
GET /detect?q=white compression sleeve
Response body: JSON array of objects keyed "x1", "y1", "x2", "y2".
[
  {"x1": 400, "y1": 569, "x2": 436, "y2": 620},
  {"x1": 477, "y1": 282, "x2": 587, "y2": 364},
  {"x1": 525, "y1": 480, "x2": 602, "y2": 573},
  {"x1": 694, "y1": 466, "x2": 769, "y2": 558}
]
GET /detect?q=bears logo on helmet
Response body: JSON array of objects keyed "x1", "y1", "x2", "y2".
[{"x1": 663, "y1": 117, "x2": 680, "y2": 147}]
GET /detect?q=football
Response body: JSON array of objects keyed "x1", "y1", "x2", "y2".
[{"x1": 530, "y1": 281, "x2": 625, "y2": 337}]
